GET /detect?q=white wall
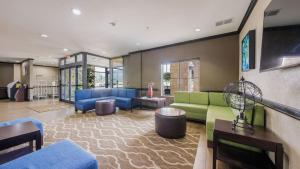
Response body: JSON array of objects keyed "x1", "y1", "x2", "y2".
[
  {"x1": 33, "y1": 65, "x2": 59, "y2": 86},
  {"x1": 239, "y1": 0, "x2": 300, "y2": 168},
  {"x1": 13, "y1": 64, "x2": 21, "y2": 81}
]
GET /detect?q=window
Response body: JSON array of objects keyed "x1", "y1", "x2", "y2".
[
  {"x1": 161, "y1": 59, "x2": 200, "y2": 95},
  {"x1": 112, "y1": 58, "x2": 123, "y2": 88},
  {"x1": 87, "y1": 66, "x2": 109, "y2": 88},
  {"x1": 161, "y1": 64, "x2": 171, "y2": 95},
  {"x1": 87, "y1": 55, "x2": 109, "y2": 67},
  {"x1": 95, "y1": 67, "x2": 106, "y2": 88},
  {"x1": 113, "y1": 67, "x2": 123, "y2": 88},
  {"x1": 65, "y1": 56, "x2": 75, "y2": 64},
  {"x1": 86, "y1": 55, "x2": 110, "y2": 88},
  {"x1": 77, "y1": 66, "x2": 83, "y2": 90},
  {"x1": 60, "y1": 59, "x2": 65, "y2": 66},
  {"x1": 77, "y1": 54, "x2": 83, "y2": 62}
]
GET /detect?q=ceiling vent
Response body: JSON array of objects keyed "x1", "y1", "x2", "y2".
[
  {"x1": 264, "y1": 8, "x2": 281, "y2": 17},
  {"x1": 216, "y1": 18, "x2": 233, "y2": 27},
  {"x1": 224, "y1": 18, "x2": 233, "y2": 24},
  {"x1": 216, "y1": 21, "x2": 224, "y2": 27}
]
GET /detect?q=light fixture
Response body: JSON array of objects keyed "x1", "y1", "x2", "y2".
[
  {"x1": 102, "y1": 51, "x2": 107, "y2": 54},
  {"x1": 63, "y1": 48, "x2": 69, "y2": 52},
  {"x1": 41, "y1": 34, "x2": 48, "y2": 38},
  {"x1": 195, "y1": 28, "x2": 201, "y2": 32},
  {"x1": 136, "y1": 42, "x2": 141, "y2": 46},
  {"x1": 72, "y1": 8, "x2": 81, "y2": 16}
]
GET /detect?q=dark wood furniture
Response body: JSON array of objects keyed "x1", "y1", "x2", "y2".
[
  {"x1": 0, "y1": 121, "x2": 42, "y2": 164},
  {"x1": 213, "y1": 119, "x2": 283, "y2": 169},
  {"x1": 0, "y1": 87, "x2": 7, "y2": 99},
  {"x1": 132, "y1": 97, "x2": 166, "y2": 112},
  {"x1": 155, "y1": 107, "x2": 186, "y2": 139}
]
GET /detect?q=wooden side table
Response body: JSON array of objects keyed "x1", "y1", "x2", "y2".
[
  {"x1": 0, "y1": 121, "x2": 42, "y2": 164},
  {"x1": 213, "y1": 119, "x2": 283, "y2": 169}
]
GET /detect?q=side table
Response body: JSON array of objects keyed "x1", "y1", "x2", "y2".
[
  {"x1": 213, "y1": 119, "x2": 283, "y2": 169},
  {"x1": 0, "y1": 121, "x2": 42, "y2": 164}
]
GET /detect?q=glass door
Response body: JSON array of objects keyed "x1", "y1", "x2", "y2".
[
  {"x1": 60, "y1": 69, "x2": 66, "y2": 100},
  {"x1": 60, "y1": 66, "x2": 83, "y2": 103},
  {"x1": 65, "y1": 68, "x2": 70, "y2": 101},
  {"x1": 77, "y1": 66, "x2": 83, "y2": 90},
  {"x1": 70, "y1": 67, "x2": 76, "y2": 102}
]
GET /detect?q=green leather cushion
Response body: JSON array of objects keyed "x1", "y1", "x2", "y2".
[
  {"x1": 170, "y1": 103, "x2": 208, "y2": 121},
  {"x1": 189, "y1": 92, "x2": 209, "y2": 105},
  {"x1": 174, "y1": 91, "x2": 190, "y2": 103},
  {"x1": 206, "y1": 105, "x2": 235, "y2": 134},
  {"x1": 209, "y1": 92, "x2": 228, "y2": 107},
  {"x1": 247, "y1": 104, "x2": 265, "y2": 127}
]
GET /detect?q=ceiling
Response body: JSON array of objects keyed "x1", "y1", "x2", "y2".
[{"x1": 0, "y1": 0, "x2": 251, "y2": 66}]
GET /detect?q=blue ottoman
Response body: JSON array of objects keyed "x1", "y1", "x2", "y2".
[
  {"x1": 0, "y1": 117, "x2": 44, "y2": 135},
  {"x1": 0, "y1": 140, "x2": 99, "y2": 169}
]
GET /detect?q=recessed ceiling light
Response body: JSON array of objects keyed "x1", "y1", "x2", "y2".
[
  {"x1": 101, "y1": 51, "x2": 107, "y2": 54},
  {"x1": 63, "y1": 48, "x2": 69, "y2": 52},
  {"x1": 195, "y1": 28, "x2": 201, "y2": 32},
  {"x1": 72, "y1": 8, "x2": 81, "y2": 16},
  {"x1": 136, "y1": 43, "x2": 141, "y2": 46},
  {"x1": 41, "y1": 34, "x2": 48, "y2": 38}
]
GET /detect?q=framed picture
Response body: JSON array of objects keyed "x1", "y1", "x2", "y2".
[{"x1": 242, "y1": 30, "x2": 256, "y2": 72}]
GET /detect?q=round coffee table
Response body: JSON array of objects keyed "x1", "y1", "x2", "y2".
[
  {"x1": 95, "y1": 99, "x2": 116, "y2": 116},
  {"x1": 155, "y1": 107, "x2": 186, "y2": 139}
]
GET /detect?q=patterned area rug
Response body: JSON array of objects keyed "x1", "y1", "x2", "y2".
[
  {"x1": 44, "y1": 110, "x2": 201, "y2": 169},
  {"x1": 27, "y1": 104, "x2": 72, "y2": 113}
]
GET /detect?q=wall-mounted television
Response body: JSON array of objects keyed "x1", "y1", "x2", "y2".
[
  {"x1": 242, "y1": 30, "x2": 255, "y2": 72},
  {"x1": 261, "y1": 0, "x2": 300, "y2": 72}
]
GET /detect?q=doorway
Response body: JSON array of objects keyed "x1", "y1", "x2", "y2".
[{"x1": 60, "y1": 66, "x2": 82, "y2": 103}]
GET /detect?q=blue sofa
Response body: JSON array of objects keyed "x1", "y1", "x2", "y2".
[
  {"x1": 75, "y1": 88, "x2": 138, "y2": 112},
  {"x1": 0, "y1": 140, "x2": 98, "y2": 169}
]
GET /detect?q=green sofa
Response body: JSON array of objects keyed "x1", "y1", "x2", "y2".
[{"x1": 170, "y1": 91, "x2": 265, "y2": 150}]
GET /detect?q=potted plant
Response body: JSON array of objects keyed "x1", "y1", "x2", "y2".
[
  {"x1": 87, "y1": 67, "x2": 95, "y2": 88},
  {"x1": 163, "y1": 72, "x2": 171, "y2": 95}
]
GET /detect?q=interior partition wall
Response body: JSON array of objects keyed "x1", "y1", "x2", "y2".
[{"x1": 59, "y1": 52, "x2": 123, "y2": 103}]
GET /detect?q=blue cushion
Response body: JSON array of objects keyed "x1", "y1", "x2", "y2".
[
  {"x1": 0, "y1": 117, "x2": 43, "y2": 135},
  {"x1": 115, "y1": 97, "x2": 131, "y2": 107},
  {"x1": 91, "y1": 89, "x2": 103, "y2": 98},
  {"x1": 100, "y1": 88, "x2": 112, "y2": 97},
  {"x1": 75, "y1": 98, "x2": 98, "y2": 111},
  {"x1": 0, "y1": 140, "x2": 98, "y2": 169},
  {"x1": 115, "y1": 97, "x2": 131, "y2": 102},
  {"x1": 111, "y1": 88, "x2": 118, "y2": 97},
  {"x1": 91, "y1": 88, "x2": 112, "y2": 98},
  {"x1": 118, "y1": 89, "x2": 126, "y2": 97},
  {"x1": 126, "y1": 89, "x2": 137, "y2": 98},
  {"x1": 75, "y1": 89, "x2": 92, "y2": 101},
  {"x1": 76, "y1": 97, "x2": 115, "y2": 111}
]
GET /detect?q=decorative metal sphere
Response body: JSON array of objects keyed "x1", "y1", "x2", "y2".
[{"x1": 223, "y1": 77, "x2": 262, "y2": 112}]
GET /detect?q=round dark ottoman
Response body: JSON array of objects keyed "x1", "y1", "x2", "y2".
[
  {"x1": 155, "y1": 107, "x2": 186, "y2": 139},
  {"x1": 95, "y1": 99, "x2": 116, "y2": 116}
]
